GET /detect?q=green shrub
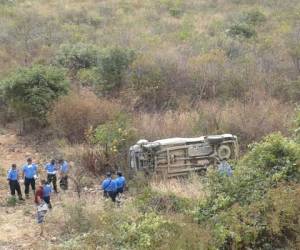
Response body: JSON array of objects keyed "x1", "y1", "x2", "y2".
[
  {"x1": 97, "y1": 47, "x2": 135, "y2": 94},
  {"x1": 120, "y1": 212, "x2": 175, "y2": 249},
  {"x1": 228, "y1": 22, "x2": 256, "y2": 38},
  {"x1": 88, "y1": 113, "x2": 136, "y2": 154},
  {"x1": 198, "y1": 133, "x2": 300, "y2": 223},
  {"x1": 211, "y1": 184, "x2": 300, "y2": 249},
  {"x1": 135, "y1": 188, "x2": 194, "y2": 214},
  {"x1": 56, "y1": 43, "x2": 101, "y2": 71},
  {"x1": 6, "y1": 196, "x2": 17, "y2": 207},
  {"x1": 64, "y1": 202, "x2": 91, "y2": 234},
  {"x1": 242, "y1": 133, "x2": 300, "y2": 181},
  {"x1": 2, "y1": 65, "x2": 69, "y2": 128},
  {"x1": 242, "y1": 9, "x2": 266, "y2": 26}
]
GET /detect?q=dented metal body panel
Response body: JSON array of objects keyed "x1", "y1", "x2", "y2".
[{"x1": 129, "y1": 134, "x2": 238, "y2": 177}]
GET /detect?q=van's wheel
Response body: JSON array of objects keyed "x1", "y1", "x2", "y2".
[{"x1": 217, "y1": 145, "x2": 231, "y2": 160}]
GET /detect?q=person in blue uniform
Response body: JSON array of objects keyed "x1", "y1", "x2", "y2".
[
  {"x1": 101, "y1": 172, "x2": 117, "y2": 202},
  {"x1": 7, "y1": 164, "x2": 24, "y2": 200},
  {"x1": 22, "y1": 158, "x2": 38, "y2": 198},
  {"x1": 42, "y1": 180, "x2": 53, "y2": 209},
  {"x1": 59, "y1": 159, "x2": 69, "y2": 190},
  {"x1": 44, "y1": 159, "x2": 58, "y2": 193},
  {"x1": 115, "y1": 171, "x2": 126, "y2": 197}
]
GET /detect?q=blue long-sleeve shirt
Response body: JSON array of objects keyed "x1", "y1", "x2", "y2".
[
  {"x1": 22, "y1": 163, "x2": 37, "y2": 178},
  {"x1": 60, "y1": 161, "x2": 69, "y2": 174},
  {"x1": 115, "y1": 176, "x2": 126, "y2": 189},
  {"x1": 7, "y1": 168, "x2": 18, "y2": 181},
  {"x1": 101, "y1": 178, "x2": 117, "y2": 192}
]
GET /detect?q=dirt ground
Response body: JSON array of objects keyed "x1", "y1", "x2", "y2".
[{"x1": 0, "y1": 129, "x2": 55, "y2": 249}]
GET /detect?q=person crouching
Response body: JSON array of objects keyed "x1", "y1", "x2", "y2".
[{"x1": 101, "y1": 172, "x2": 117, "y2": 202}]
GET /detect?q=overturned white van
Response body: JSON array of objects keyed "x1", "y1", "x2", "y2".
[{"x1": 129, "y1": 134, "x2": 238, "y2": 177}]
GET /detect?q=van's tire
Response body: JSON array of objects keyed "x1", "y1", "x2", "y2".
[
  {"x1": 217, "y1": 145, "x2": 232, "y2": 160},
  {"x1": 207, "y1": 136, "x2": 223, "y2": 144}
]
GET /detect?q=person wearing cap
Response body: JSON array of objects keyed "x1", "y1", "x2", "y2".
[
  {"x1": 44, "y1": 160, "x2": 58, "y2": 193},
  {"x1": 42, "y1": 180, "x2": 53, "y2": 209},
  {"x1": 7, "y1": 164, "x2": 24, "y2": 201},
  {"x1": 59, "y1": 159, "x2": 69, "y2": 190},
  {"x1": 115, "y1": 171, "x2": 126, "y2": 197},
  {"x1": 22, "y1": 158, "x2": 38, "y2": 198},
  {"x1": 101, "y1": 172, "x2": 117, "y2": 202}
]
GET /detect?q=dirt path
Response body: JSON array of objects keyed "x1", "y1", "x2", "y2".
[{"x1": 0, "y1": 129, "x2": 43, "y2": 249}]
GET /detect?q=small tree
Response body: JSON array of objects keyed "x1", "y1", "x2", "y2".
[
  {"x1": 2, "y1": 65, "x2": 69, "y2": 131},
  {"x1": 98, "y1": 47, "x2": 135, "y2": 94}
]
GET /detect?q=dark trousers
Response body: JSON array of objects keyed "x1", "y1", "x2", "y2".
[
  {"x1": 104, "y1": 191, "x2": 117, "y2": 202},
  {"x1": 43, "y1": 196, "x2": 52, "y2": 209},
  {"x1": 9, "y1": 180, "x2": 22, "y2": 197},
  {"x1": 47, "y1": 174, "x2": 57, "y2": 192},
  {"x1": 24, "y1": 177, "x2": 35, "y2": 195},
  {"x1": 59, "y1": 175, "x2": 68, "y2": 190}
]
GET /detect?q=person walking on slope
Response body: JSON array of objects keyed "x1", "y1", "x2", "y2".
[
  {"x1": 101, "y1": 172, "x2": 117, "y2": 202},
  {"x1": 115, "y1": 171, "x2": 126, "y2": 198},
  {"x1": 42, "y1": 180, "x2": 52, "y2": 209},
  {"x1": 7, "y1": 164, "x2": 24, "y2": 201},
  {"x1": 35, "y1": 180, "x2": 48, "y2": 237},
  {"x1": 22, "y1": 158, "x2": 38, "y2": 199},
  {"x1": 59, "y1": 159, "x2": 69, "y2": 190},
  {"x1": 44, "y1": 159, "x2": 58, "y2": 193}
]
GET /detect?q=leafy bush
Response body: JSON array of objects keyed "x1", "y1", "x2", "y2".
[
  {"x1": 6, "y1": 196, "x2": 17, "y2": 207},
  {"x1": 211, "y1": 184, "x2": 300, "y2": 249},
  {"x1": 49, "y1": 91, "x2": 120, "y2": 143},
  {"x1": 242, "y1": 133, "x2": 300, "y2": 183},
  {"x1": 55, "y1": 43, "x2": 101, "y2": 71},
  {"x1": 228, "y1": 22, "x2": 256, "y2": 38},
  {"x1": 88, "y1": 113, "x2": 136, "y2": 154},
  {"x1": 135, "y1": 188, "x2": 194, "y2": 214},
  {"x1": 227, "y1": 10, "x2": 266, "y2": 39},
  {"x1": 97, "y1": 47, "x2": 135, "y2": 94},
  {"x1": 197, "y1": 133, "x2": 300, "y2": 249},
  {"x1": 2, "y1": 65, "x2": 69, "y2": 129}
]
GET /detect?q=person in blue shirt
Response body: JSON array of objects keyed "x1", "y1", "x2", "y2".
[
  {"x1": 22, "y1": 158, "x2": 38, "y2": 198},
  {"x1": 42, "y1": 180, "x2": 53, "y2": 209},
  {"x1": 115, "y1": 171, "x2": 126, "y2": 197},
  {"x1": 44, "y1": 159, "x2": 58, "y2": 193},
  {"x1": 59, "y1": 159, "x2": 69, "y2": 190},
  {"x1": 217, "y1": 158, "x2": 233, "y2": 177},
  {"x1": 7, "y1": 164, "x2": 24, "y2": 200},
  {"x1": 101, "y1": 172, "x2": 117, "y2": 202}
]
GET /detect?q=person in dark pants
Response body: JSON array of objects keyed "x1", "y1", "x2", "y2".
[
  {"x1": 101, "y1": 172, "x2": 117, "y2": 202},
  {"x1": 42, "y1": 180, "x2": 52, "y2": 209},
  {"x1": 7, "y1": 164, "x2": 24, "y2": 201},
  {"x1": 59, "y1": 159, "x2": 69, "y2": 190},
  {"x1": 44, "y1": 160, "x2": 58, "y2": 193},
  {"x1": 22, "y1": 158, "x2": 38, "y2": 199}
]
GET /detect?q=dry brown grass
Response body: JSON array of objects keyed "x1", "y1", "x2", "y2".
[
  {"x1": 48, "y1": 90, "x2": 121, "y2": 143},
  {"x1": 133, "y1": 111, "x2": 198, "y2": 141},
  {"x1": 150, "y1": 174, "x2": 207, "y2": 200}
]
